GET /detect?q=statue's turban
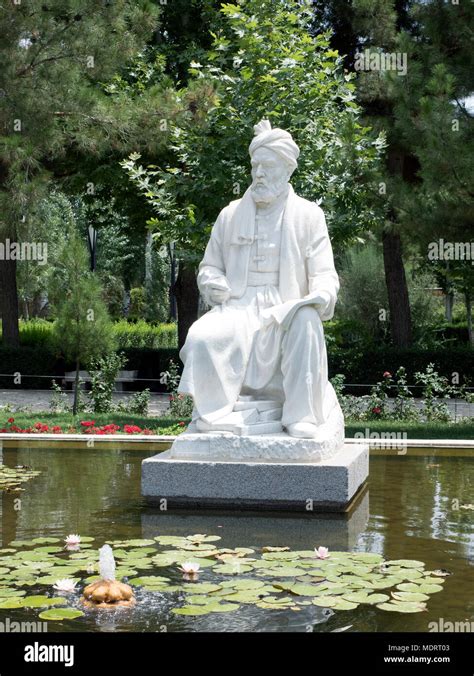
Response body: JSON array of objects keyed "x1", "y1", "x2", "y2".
[{"x1": 249, "y1": 119, "x2": 300, "y2": 170}]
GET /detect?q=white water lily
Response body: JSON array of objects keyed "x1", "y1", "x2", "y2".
[
  {"x1": 315, "y1": 546, "x2": 330, "y2": 559},
  {"x1": 53, "y1": 578, "x2": 78, "y2": 593},
  {"x1": 64, "y1": 534, "x2": 81, "y2": 547},
  {"x1": 178, "y1": 561, "x2": 200, "y2": 577}
]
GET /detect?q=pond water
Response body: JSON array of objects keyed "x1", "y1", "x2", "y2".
[{"x1": 0, "y1": 443, "x2": 472, "y2": 633}]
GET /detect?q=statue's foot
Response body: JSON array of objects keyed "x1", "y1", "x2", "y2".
[
  {"x1": 286, "y1": 422, "x2": 318, "y2": 439},
  {"x1": 196, "y1": 418, "x2": 213, "y2": 432}
]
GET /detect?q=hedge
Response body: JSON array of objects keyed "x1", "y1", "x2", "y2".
[
  {"x1": 0, "y1": 347, "x2": 179, "y2": 391},
  {"x1": 0, "y1": 319, "x2": 178, "y2": 350},
  {"x1": 0, "y1": 345, "x2": 472, "y2": 392},
  {"x1": 329, "y1": 347, "x2": 474, "y2": 392}
]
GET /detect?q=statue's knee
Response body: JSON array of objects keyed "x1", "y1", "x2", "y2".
[
  {"x1": 186, "y1": 321, "x2": 208, "y2": 348},
  {"x1": 291, "y1": 305, "x2": 320, "y2": 328}
]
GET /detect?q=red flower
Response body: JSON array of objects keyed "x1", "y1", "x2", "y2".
[
  {"x1": 7, "y1": 417, "x2": 14, "y2": 424},
  {"x1": 372, "y1": 406, "x2": 382, "y2": 415},
  {"x1": 52, "y1": 426, "x2": 62, "y2": 433},
  {"x1": 142, "y1": 429, "x2": 153, "y2": 435},
  {"x1": 178, "y1": 421, "x2": 185, "y2": 427},
  {"x1": 0, "y1": 428, "x2": 7, "y2": 433},
  {"x1": 383, "y1": 371, "x2": 392, "y2": 378},
  {"x1": 124, "y1": 424, "x2": 142, "y2": 434},
  {"x1": 80, "y1": 421, "x2": 95, "y2": 428}
]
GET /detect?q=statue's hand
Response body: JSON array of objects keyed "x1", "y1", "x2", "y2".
[
  {"x1": 209, "y1": 287, "x2": 231, "y2": 305},
  {"x1": 305, "y1": 291, "x2": 331, "y2": 314}
]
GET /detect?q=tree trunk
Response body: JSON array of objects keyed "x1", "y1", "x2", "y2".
[
  {"x1": 445, "y1": 291, "x2": 454, "y2": 323},
  {"x1": 465, "y1": 289, "x2": 474, "y2": 348},
  {"x1": 73, "y1": 359, "x2": 81, "y2": 416},
  {"x1": 382, "y1": 228, "x2": 413, "y2": 348},
  {"x1": 174, "y1": 262, "x2": 199, "y2": 352},
  {"x1": 0, "y1": 258, "x2": 20, "y2": 347}
]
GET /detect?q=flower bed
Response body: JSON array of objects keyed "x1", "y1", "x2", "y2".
[{"x1": 0, "y1": 418, "x2": 187, "y2": 436}]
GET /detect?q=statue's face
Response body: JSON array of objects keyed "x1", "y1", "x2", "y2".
[{"x1": 250, "y1": 147, "x2": 291, "y2": 205}]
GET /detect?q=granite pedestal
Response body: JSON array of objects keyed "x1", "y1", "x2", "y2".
[{"x1": 141, "y1": 435, "x2": 368, "y2": 512}]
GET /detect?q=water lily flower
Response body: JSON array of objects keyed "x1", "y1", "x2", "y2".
[
  {"x1": 53, "y1": 578, "x2": 78, "y2": 593},
  {"x1": 178, "y1": 561, "x2": 200, "y2": 579},
  {"x1": 64, "y1": 534, "x2": 81, "y2": 549},
  {"x1": 315, "y1": 546, "x2": 330, "y2": 559}
]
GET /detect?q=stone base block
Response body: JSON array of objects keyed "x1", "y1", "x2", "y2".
[{"x1": 141, "y1": 443, "x2": 368, "y2": 512}]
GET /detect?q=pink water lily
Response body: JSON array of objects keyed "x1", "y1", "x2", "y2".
[
  {"x1": 178, "y1": 561, "x2": 200, "y2": 579},
  {"x1": 64, "y1": 534, "x2": 81, "y2": 550},
  {"x1": 315, "y1": 546, "x2": 330, "y2": 559}
]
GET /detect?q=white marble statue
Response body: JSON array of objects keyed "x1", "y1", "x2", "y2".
[{"x1": 177, "y1": 119, "x2": 343, "y2": 440}]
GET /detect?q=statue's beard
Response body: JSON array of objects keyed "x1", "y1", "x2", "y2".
[{"x1": 251, "y1": 176, "x2": 289, "y2": 205}]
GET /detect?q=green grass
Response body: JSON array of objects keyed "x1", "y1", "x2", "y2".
[{"x1": 346, "y1": 420, "x2": 474, "y2": 440}]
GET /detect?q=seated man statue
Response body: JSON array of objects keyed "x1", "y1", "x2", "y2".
[{"x1": 177, "y1": 119, "x2": 343, "y2": 440}]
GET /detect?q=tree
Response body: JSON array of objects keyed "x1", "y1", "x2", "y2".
[
  {"x1": 0, "y1": 0, "x2": 164, "y2": 346},
  {"x1": 52, "y1": 226, "x2": 115, "y2": 414},
  {"x1": 315, "y1": 0, "x2": 473, "y2": 347},
  {"x1": 122, "y1": 0, "x2": 384, "y2": 347}
]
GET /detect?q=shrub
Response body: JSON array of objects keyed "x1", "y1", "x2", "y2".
[
  {"x1": 88, "y1": 352, "x2": 127, "y2": 414},
  {"x1": 116, "y1": 389, "x2": 151, "y2": 416}
]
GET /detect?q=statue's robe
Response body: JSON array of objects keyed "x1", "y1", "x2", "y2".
[{"x1": 178, "y1": 185, "x2": 341, "y2": 428}]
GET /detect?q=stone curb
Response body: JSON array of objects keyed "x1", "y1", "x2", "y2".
[{"x1": 0, "y1": 433, "x2": 472, "y2": 448}]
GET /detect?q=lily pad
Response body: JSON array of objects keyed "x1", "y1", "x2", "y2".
[
  {"x1": 182, "y1": 583, "x2": 223, "y2": 594},
  {"x1": 0, "y1": 598, "x2": 25, "y2": 609},
  {"x1": 38, "y1": 608, "x2": 84, "y2": 621},
  {"x1": 391, "y1": 591, "x2": 430, "y2": 603},
  {"x1": 312, "y1": 596, "x2": 341, "y2": 607},
  {"x1": 396, "y1": 582, "x2": 443, "y2": 594},
  {"x1": 20, "y1": 595, "x2": 68, "y2": 608},
  {"x1": 377, "y1": 601, "x2": 427, "y2": 613},
  {"x1": 219, "y1": 579, "x2": 265, "y2": 591},
  {"x1": 385, "y1": 560, "x2": 425, "y2": 569},
  {"x1": 186, "y1": 534, "x2": 221, "y2": 543},
  {"x1": 213, "y1": 563, "x2": 253, "y2": 575},
  {"x1": 332, "y1": 600, "x2": 359, "y2": 610},
  {"x1": 171, "y1": 605, "x2": 210, "y2": 616},
  {"x1": 129, "y1": 576, "x2": 170, "y2": 586},
  {"x1": 342, "y1": 592, "x2": 390, "y2": 605}
]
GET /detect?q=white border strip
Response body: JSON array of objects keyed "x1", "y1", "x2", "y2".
[{"x1": 0, "y1": 433, "x2": 472, "y2": 449}]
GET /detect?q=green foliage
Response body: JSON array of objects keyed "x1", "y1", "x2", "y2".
[
  {"x1": 128, "y1": 288, "x2": 147, "y2": 321},
  {"x1": 113, "y1": 320, "x2": 177, "y2": 349},
  {"x1": 51, "y1": 226, "x2": 115, "y2": 412},
  {"x1": 337, "y1": 244, "x2": 389, "y2": 343},
  {"x1": 414, "y1": 364, "x2": 453, "y2": 422},
  {"x1": 88, "y1": 352, "x2": 127, "y2": 414},
  {"x1": 164, "y1": 359, "x2": 194, "y2": 418},
  {"x1": 122, "y1": 0, "x2": 384, "y2": 260},
  {"x1": 129, "y1": 389, "x2": 151, "y2": 416},
  {"x1": 11, "y1": 319, "x2": 178, "y2": 350},
  {"x1": 49, "y1": 380, "x2": 70, "y2": 415}
]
